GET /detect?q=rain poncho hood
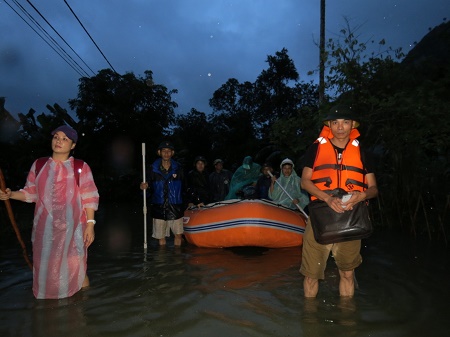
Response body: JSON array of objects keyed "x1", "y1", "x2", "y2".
[{"x1": 269, "y1": 169, "x2": 309, "y2": 210}]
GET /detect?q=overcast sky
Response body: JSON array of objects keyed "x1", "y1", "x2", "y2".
[{"x1": 1, "y1": 0, "x2": 449, "y2": 120}]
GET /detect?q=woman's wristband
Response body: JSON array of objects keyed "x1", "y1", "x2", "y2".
[{"x1": 87, "y1": 220, "x2": 96, "y2": 225}]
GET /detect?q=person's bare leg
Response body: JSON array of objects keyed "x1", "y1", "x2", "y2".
[
  {"x1": 174, "y1": 234, "x2": 182, "y2": 246},
  {"x1": 339, "y1": 269, "x2": 355, "y2": 297},
  {"x1": 303, "y1": 276, "x2": 319, "y2": 298},
  {"x1": 82, "y1": 275, "x2": 90, "y2": 288}
]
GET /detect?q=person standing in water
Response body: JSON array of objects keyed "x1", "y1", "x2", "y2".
[
  {"x1": 0, "y1": 125, "x2": 99, "y2": 299},
  {"x1": 299, "y1": 105, "x2": 378, "y2": 298},
  {"x1": 140, "y1": 141, "x2": 185, "y2": 246}
]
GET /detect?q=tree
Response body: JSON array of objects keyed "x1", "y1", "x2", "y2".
[
  {"x1": 253, "y1": 48, "x2": 301, "y2": 137},
  {"x1": 208, "y1": 78, "x2": 260, "y2": 165},
  {"x1": 324, "y1": 18, "x2": 404, "y2": 103},
  {"x1": 208, "y1": 49, "x2": 319, "y2": 163},
  {"x1": 270, "y1": 102, "x2": 320, "y2": 162},
  {"x1": 69, "y1": 69, "x2": 178, "y2": 149},
  {"x1": 171, "y1": 108, "x2": 214, "y2": 165},
  {"x1": 210, "y1": 48, "x2": 305, "y2": 139}
]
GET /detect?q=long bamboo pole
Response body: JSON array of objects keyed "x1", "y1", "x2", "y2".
[
  {"x1": 142, "y1": 143, "x2": 148, "y2": 250},
  {"x1": 0, "y1": 168, "x2": 33, "y2": 270}
]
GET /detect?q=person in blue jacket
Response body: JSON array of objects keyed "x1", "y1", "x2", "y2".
[{"x1": 140, "y1": 141, "x2": 185, "y2": 246}]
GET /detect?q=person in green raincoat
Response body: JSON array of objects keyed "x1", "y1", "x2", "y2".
[
  {"x1": 269, "y1": 158, "x2": 309, "y2": 210},
  {"x1": 225, "y1": 156, "x2": 261, "y2": 200}
]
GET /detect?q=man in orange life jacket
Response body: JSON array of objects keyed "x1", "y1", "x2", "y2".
[{"x1": 299, "y1": 105, "x2": 378, "y2": 298}]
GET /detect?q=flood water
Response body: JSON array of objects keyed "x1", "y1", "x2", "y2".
[{"x1": 0, "y1": 202, "x2": 449, "y2": 337}]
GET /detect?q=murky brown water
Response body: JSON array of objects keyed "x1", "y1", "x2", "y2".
[{"x1": 1, "y1": 202, "x2": 449, "y2": 337}]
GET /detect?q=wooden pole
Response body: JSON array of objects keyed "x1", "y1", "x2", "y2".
[
  {"x1": 319, "y1": 0, "x2": 326, "y2": 105},
  {"x1": 0, "y1": 168, "x2": 33, "y2": 270}
]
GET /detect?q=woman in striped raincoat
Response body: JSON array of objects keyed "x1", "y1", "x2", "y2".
[{"x1": 0, "y1": 125, "x2": 99, "y2": 299}]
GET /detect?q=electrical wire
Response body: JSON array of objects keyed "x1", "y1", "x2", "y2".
[
  {"x1": 64, "y1": 0, "x2": 118, "y2": 73},
  {"x1": 4, "y1": 0, "x2": 88, "y2": 77},
  {"x1": 5, "y1": 0, "x2": 117, "y2": 77},
  {"x1": 12, "y1": 0, "x2": 92, "y2": 77},
  {"x1": 25, "y1": 0, "x2": 96, "y2": 76}
]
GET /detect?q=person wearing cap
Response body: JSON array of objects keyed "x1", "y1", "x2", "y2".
[
  {"x1": 268, "y1": 159, "x2": 309, "y2": 209},
  {"x1": 140, "y1": 141, "x2": 185, "y2": 246},
  {"x1": 225, "y1": 156, "x2": 261, "y2": 200},
  {"x1": 0, "y1": 125, "x2": 99, "y2": 299},
  {"x1": 255, "y1": 163, "x2": 274, "y2": 200},
  {"x1": 209, "y1": 159, "x2": 233, "y2": 202},
  {"x1": 186, "y1": 156, "x2": 211, "y2": 207},
  {"x1": 299, "y1": 105, "x2": 378, "y2": 298}
]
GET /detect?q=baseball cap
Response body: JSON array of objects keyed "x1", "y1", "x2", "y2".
[
  {"x1": 158, "y1": 141, "x2": 174, "y2": 150},
  {"x1": 194, "y1": 156, "x2": 207, "y2": 165},
  {"x1": 51, "y1": 125, "x2": 78, "y2": 143}
]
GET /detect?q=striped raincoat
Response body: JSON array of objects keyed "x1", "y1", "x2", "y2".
[{"x1": 20, "y1": 157, "x2": 99, "y2": 299}]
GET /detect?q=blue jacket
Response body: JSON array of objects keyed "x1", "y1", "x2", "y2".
[{"x1": 149, "y1": 158, "x2": 185, "y2": 220}]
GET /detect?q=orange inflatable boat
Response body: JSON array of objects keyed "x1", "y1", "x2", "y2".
[{"x1": 183, "y1": 199, "x2": 307, "y2": 248}]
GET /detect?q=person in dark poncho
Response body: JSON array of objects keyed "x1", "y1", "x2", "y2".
[
  {"x1": 209, "y1": 158, "x2": 233, "y2": 202},
  {"x1": 186, "y1": 156, "x2": 211, "y2": 207},
  {"x1": 255, "y1": 162, "x2": 274, "y2": 200}
]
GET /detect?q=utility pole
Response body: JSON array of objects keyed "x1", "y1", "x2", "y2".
[{"x1": 319, "y1": 0, "x2": 326, "y2": 106}]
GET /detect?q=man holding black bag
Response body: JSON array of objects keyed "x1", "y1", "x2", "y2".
[{"x1": 299, "y1": 105, "x2": 378, "y2": 298}]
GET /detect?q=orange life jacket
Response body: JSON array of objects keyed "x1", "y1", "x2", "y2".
[{"x1": 310, "y1": 127, "x2": 367, "y2": 200}]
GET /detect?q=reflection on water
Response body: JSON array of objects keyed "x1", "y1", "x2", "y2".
[{"x1": 1, "y1": 204, "x2": 449, "y2": 337}]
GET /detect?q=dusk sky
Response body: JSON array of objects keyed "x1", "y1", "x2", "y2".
[{"x1": 1, "y1": 0, "x2": 449, "y2": 119}]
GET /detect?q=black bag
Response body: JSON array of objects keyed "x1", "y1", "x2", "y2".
[{"x1": 308, "y1": 200, "x2": 373, "y2": 244}]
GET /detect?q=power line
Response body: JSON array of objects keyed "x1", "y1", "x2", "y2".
[
  {"x1": 4, "y1": 0, "x2": 88, "y2": 77},
  {"x1": 5, "y1": 0, "x2": 118, "y2": 76},
  {"x1": 64, "y1": 0, "x2": 118, "y2": 73},
  {"x1": 24, "y1": 0, "x2": 96, "y2": 76},
  {"x1": 6, "y1": 0, "x2": 91, "y2": 77},
  {"x1": 12, "y1": 0, "x2": 92, "y2": 77}
]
